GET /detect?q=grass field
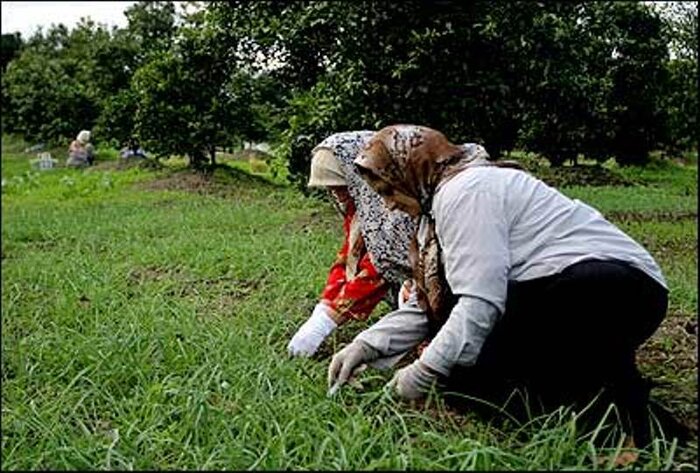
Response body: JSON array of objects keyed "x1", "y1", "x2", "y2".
[{"x1": 2, "y1": 135, "x2": 697, "y2": 470}]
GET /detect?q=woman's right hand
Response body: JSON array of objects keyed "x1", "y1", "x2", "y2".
[{"x1": 327, "y1": 341, "x2": 378, "y2": 391}]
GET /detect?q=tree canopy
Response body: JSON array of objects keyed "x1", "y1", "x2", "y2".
[{"x1": 1, "y1": 1, "x2": 696, "y2": 175}]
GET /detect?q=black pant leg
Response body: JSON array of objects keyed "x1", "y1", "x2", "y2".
[{"x1": 445, "y1": 259, "x2": 668, "y2": 439}]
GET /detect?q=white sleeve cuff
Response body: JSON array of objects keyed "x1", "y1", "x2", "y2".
[
  {"x1": 420, "y1": 296, "x2": 500, "y2": 376},
  {"x1": 311, "y1": 302, "x2": 338, "y2": 334}
]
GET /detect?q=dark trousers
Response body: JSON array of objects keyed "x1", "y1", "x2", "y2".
[{"x1": 445, "y1": 259, "x2": 668, "y2": 446}]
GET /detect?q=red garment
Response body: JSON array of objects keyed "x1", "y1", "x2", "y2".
[{"x1": 321, "y1": 201, "x2": 387, "y2": 321}]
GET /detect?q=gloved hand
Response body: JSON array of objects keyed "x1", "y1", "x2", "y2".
[
  {"x1": 287, "y1": 303, "x2": 338, "y2": 357},
  {"x1": 397, "y1": 279, "x2": 418, "y2": 309},
  {"x1": 327, "y1": 340, "x2": 379, "y2": 391},
  {"x1": 385, "y1": 360, "x2": 442, "y2": 401}
]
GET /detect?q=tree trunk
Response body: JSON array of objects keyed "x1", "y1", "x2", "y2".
[
  {"x1": 209, "y1": 146, "x2": 217, "y2": 167},
  {"x1": 189, "y1": 150, "x2": 206, "y2": 170}
]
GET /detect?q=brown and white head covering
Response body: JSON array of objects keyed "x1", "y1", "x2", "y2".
[
  {"x1": 355, "y1": 125, "x2": 520, "y2": 330},
  {"x1": 354, "y1": 125, "x2": 493, "y2": 212},
  {"x1": 312, "y1": 131, "x2": 416, "y2": 285}
]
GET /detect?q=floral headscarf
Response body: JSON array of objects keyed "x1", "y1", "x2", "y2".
[
  {"x1": 312, "y1": 131, "x2": 416, "y2": 285},
  {"x1": 354, "y1": 125, "x2": 521, "y2": 331}
]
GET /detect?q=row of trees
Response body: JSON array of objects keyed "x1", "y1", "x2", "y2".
[{"x1": 1, "y1": 1, "x2": 697, "y2": 183}]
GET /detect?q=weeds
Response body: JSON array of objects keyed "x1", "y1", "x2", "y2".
[{"x1": 2, "y1": 139, "x2": 697, "y2": 470}]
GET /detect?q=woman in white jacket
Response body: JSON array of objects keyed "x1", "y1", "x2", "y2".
[
  {"x1": 288, "y1": 131, "x2": 494, "y2": 357},
  {"x1": 328, "y1": 124, "x2": 668, "y2": 448}
]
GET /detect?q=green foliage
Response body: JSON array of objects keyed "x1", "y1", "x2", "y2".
[
  {"x1": 124, "y1": 1, "x2": 177, "y2": 61},
  {"x1": 2, "y1": 47, "x2": 98, "y2": 144},
  {"x1": 1, "y1": 20, "x2": 140, "y2": 146},
  {"x1": 131, "y1": 23, "x2": 271, "y2": 168},
  {"x1": 93, "y1": 89, "x2": 139, "y2": 150},
  {"x1": 209, "y1": 0, "x2": 692, "y2": 177},
  {"x1": 660, "y1": 1, "x2": 698, "y2": 62},
  {"x1": 659, "y1": 1, "x2": 698, "y2": 154},
  {"x1": 210, "y1": 1, "x2": 530, "y2": 182},
  {"x1": 663, "y1": 58, "x2": 698, "y2": 153},
  {"x1": 516, "y1": 3, "x2": 672, "y2": 166},
  {"x1": 605, "y1": 3, "x2": 670, "y2": 165},
  {"x1": 1, "y1": 1, "x2": 697, "y2": 173},
  {"x1": 1, "y1": 32, "x2": 23, "y2": 72},
  {"x1": 2, "y1": 136, "x2": 697, "y2": 469}
]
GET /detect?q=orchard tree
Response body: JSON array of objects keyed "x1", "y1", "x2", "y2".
[
  {"x1": 132, "y1": 18, "x2": 271, "y2": 168},
  {"x1": 2, "y1": 41, "x2": 98, "y2": 143},
  {"x1": 1, "y1": 32, "x2": 24, "y2": 133},
  {"x1": 516, "y1": 3, "x2": 598, "y2": 166},
  {"x1": 125, "y1": 1, "x2": 177, "y2": 61},
  {"x1": 94, "y1": 88, "x2": 139, "y2": 149},
  {"x1": 1, "y1": 32, "x2": 23, "y2": 72},
  {"x1": 605, "y1": 2, "x2": 669, "y2": 165},
  {"x1": 659, "y1": 2, "x2": 698, "y2": 152},
  {"x1": 209, "y1": 1, "x2": 536, "y2": 186},
  {"x1": 516, "y1": 3, "x2": 621, "y2": 166},
  {"x1": 2, "y1": 20, "x2": 140, "y2": 144}
]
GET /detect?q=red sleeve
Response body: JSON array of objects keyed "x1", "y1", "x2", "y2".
[
  {"x1": 320, "y1": 204, "x2": 353, "y2": 304},
  {"x1": 320, "y1": 208, "x2": 387, "y2": 321},
  {"x1": 324, "y1": 252, "x2": 387, "y2": 321},
  {"x1": 320, "y1": 236, "x2": 350, "y2": 304}
]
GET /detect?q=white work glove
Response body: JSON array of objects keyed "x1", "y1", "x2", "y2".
[
  {"x1": 397, "y1": 279, "x2": 418, "y2": 309},
  {"x1": 327, "y1": 341, "x2": 380, "y2": 393},
  {"x1": 287, "y1": 303, "x2": 338, "y2": 357},
  {"x1": 385, "y1": 360, "x2": 443, "y2": 401}
]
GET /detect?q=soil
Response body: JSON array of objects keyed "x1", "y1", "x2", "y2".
[
  {"x1": 137, "y1": 165, "x2": 281, "y2": 197},
  {"x1": 638, "y1": 312, "x2": 698, "y2": 437},
  {"x1": 139, "y1": 170, "x2": 214, "y2": 193}
]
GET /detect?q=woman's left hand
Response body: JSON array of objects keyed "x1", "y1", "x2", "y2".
[{"x1": 386, "y1": 360, "x2": 442, "y2": 400}]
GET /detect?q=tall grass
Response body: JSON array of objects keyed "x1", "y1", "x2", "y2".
[{"x1": 2, "y1": 139, "x2": 697, "y2": 470}]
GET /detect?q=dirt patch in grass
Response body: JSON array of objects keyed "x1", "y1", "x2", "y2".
[
  {"x1": 127, "y1": 264, "x2": 270, "y2": 314},
  {"x1": 127, "y1": 265, "x2": 190, "y2": 284},
  {"x1": 138, "y1": 169, "x2": 223, "y2": 194},
  {"x1": 637, "y1": 312, "x2": 698, "y2": 438},
  {"x1": 169, "y1": 274, "x2": 268, "y2": 299},
  {"x1": 137, "y1": 167, "x2": 282, "y2": 197},
  {"x1": 514, "y1": 161, "x2": 639, "y2": 188},
  {"x1": 216, "y1": 149, "x2": 271, "y2": 162},
  {"x1": 89, "y1": 158, "x2": 164, "y2": 172},
  {"x1": 140, "y1": 171, "x2": 213, "y2": 193},
  {"x1": 607, "y1": 209, "x2": 698, "y2": 223},
  {"x1": 283, "y1": 208, "x2": 339, "y2": 234}
]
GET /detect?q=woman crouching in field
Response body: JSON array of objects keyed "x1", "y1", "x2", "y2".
[
  {"x1": 287, "y1": 131, "x2": 416, "y2": 357},
  {"x1": 327, "y1": 124, "x2": 668, "y2": 449},
  {"x1": 288, "y1": 131, "x2": 497, "y2": 357}
]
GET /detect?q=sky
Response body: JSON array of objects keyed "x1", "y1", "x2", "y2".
[
  {"x1": 0, "y1": 1, "x2": 681, "y2": 41},
  {"x1": 1, "y1": 1, "x2": 136, "y2": 38}
]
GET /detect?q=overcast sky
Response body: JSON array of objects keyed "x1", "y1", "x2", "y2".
[
  {"x1": 1, "y1": 1, "x2": 681, "y2": 41},
  {"x1": 1, "y1": 1, "x2": 136, "y2": 38}
]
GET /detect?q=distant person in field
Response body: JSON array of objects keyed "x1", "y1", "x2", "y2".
[
  {"x1": 120, "y1": 137, "x2": 147, "y2": 160},
  {"x1": 287, "y1": 131, "x2": 415, "y2": 357},
  {"x1": 328, "y1": 124, "x2": 668, "y2": 448},
  {"x1": 66, "y1": 130, "x2": 95, "y2": 167}
]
